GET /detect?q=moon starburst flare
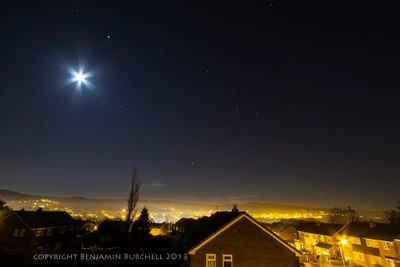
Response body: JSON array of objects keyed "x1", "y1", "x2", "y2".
[
  {"x1": 66, "y1": 66, "x2": 94, "y2": 91},
  {"x1": 73, "y1": 72, "x2": 87, "y2": 84}
]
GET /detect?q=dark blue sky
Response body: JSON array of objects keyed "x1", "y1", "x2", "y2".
[{"x1": 1, "y1": 1, "x2": 399, "y2": 209}]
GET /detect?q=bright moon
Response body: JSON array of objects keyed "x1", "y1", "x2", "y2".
[
  {"x1": 73, "y1": 72, "x2": 87, "y2": 84},
  {"x1": 66, "y1": 65, "x2": 94, "y2": 91}
]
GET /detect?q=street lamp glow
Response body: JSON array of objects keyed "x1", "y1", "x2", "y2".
[{"x1": 340, "y1": 239, "x2": 347, "y2": 245}]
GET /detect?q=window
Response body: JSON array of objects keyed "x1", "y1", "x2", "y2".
[
  {"x1": 35, "y1": 229, "x2": 45, "y2": 237},
  {"x1": 386, "y1": 259, "x2": 395, "y2": 267},
  {"x1": 206, "y1": 254, "x2": 216, "y2": 267},
  {"x1": 368, "y1": 255, "x2": 382, "y2": 265},
  {"x1": 352, "y1": 251, "x2": 365, "y2": 261},
  {"x1": 222, "y1": 254, "x2": 233, "y2": 267},
  {"x1": 365, "y1": 239, "x2": 379, "y2": 248},
  {"x1": 46, "y1": 228, "x2": 54, "y2": 236},
  {"x1": 13, "y1": 228, "x2": 20, "y2": 237},
  {"x1": 350, "y1": 236, "x2": 361, "y2": 245},
  {"x1": 383, "y1": 241, "x2": 392, "y2": 250},
  {"x1": 19, "y1": 229, "x2": 26, "y2": 237},
  {"x1": 59, "y1": 226, "x2": 66, "y2": 234}
]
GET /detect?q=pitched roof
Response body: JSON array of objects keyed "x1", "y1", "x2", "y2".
[
  {"x1": 266, "y1": 223, "x2": 293, "y2": 234},
  {"x1": 338, "y1": 222, "x2": 400, "y2": 241},
  {"x1": 14, "y1": 210, "x2": 76, "y2": 229},
  {"x1": 174, "y1": 217, "x2": 196, "y2": 226},
  {"x1": 296, "y1": 222, "x2": 344, "y2": 236},
  {"x1": 188, "y1": 212, "x2": 302, "y2": 256}
]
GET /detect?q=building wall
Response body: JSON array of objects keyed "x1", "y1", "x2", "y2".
[
  {"x1": 0, "y1": 213, "x2": 78, "y2": 252},
  {"x1": 377, "y1": 240, "x2": 398, "y2": 261},
  {"x1": 0, "y1": 213, "x2": 31, "y2": 249},
  {"x1": 343, "y1": 237, "x2": 400, "y2": 267},
  {"x1": 298, "y1": 231, "x2": 319, "y2": 252},
  {"x1": 190, "y1": 217, "x2": 298, "y2": 267}
]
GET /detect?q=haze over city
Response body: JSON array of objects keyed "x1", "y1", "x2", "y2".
[{"x1": 1, "y1": 1, "x2": 400, "y2": 211}]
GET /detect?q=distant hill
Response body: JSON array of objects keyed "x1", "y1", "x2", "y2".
[
  {"x1": 0, "y1": 188, "x2": 383, "y2": 221},
  {"x1": 0, "y1": 189, "x2": 316, "y2": 212},
  {"x1": 0, "y1": 189, "x2": 40, "y2": 200}
]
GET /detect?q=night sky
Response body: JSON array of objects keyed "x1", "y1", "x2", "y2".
[{"x1": 1, "y1": 1, "x2": 399, "y2": 209}]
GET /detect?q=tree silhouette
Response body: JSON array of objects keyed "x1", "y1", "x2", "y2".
[
  {"x1": 232, "y1": 204, "x2": 239, "y2": 213},
  {"x1": 131, "y1": 207, "x2": 151, "y2": 247},
  {"x1": 0, "y1": 198, "x2": 6, "y2": 209},
  {"x1": 135, "y1": 207, "x2": 151, "y2": 236},
  {"x1": 328, "y1": 206, "x2": 359, "y2": 224},
  {"x1": 0, "y1": 199, "x2": 11, "y2": 218},
  {"x1": 127, "y1": 168, "x2": 140, "y2": 223},
  {"x1": 385, "y1": 200, "x2": 400, "y2": 224}
]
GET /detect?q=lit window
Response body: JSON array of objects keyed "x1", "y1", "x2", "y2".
[
  {"x1": 35, "y1": 229, "x2": 45, "y2": 237},
  {"x1": 383, "y1": 241, "x2": 392, "y2": 250},
  {"x1": 206, "y1": 254, "x2": 216, "y2": 267},
  {"x1": 223, "y1": 254, "x2": 233, "y2": 267},
  {"x1": 13, "y1": 228, "x2": 20, "y2": 237},
  {"x1": 386, "y1": 259, "x2": 395, "y2": 267},
  {"x1": 368, "y1": 255, "x2": 382, "y2": 265},
  {"x1": 352, "y1": 251, "x2": 365, "y2": 261},
  {"x1": 350, "y1": 236, "x2": 361, "y2": 245},
  {"x1": 365, "y1": 239, "x2": 379, "y2": 248},
  {"x1": 20, "y1": 229, "x2": 26, "y2": 237}
]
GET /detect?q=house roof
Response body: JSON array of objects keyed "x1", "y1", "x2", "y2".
[
  {"x1": 13, "y1": 210, "x2": 76, "y2": 229},
  {"x1": 182, "y1": 211, "x2": 243, "y2": 248},
  {"x1": 296, "y1": 222, "x2": 344, "y2": 236},
  {"x1": 338, "y1": 222, "x2": 400, "y2": 241},
  {"x1": 187, "y1": 212, "x2": 302, "y2": 256},
  {"x1": 266, "y1": 223, "x2": 293, "y2": 234},
  {"x1": 175, "y1": 218, "x2": 195, "y2": 226}
]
